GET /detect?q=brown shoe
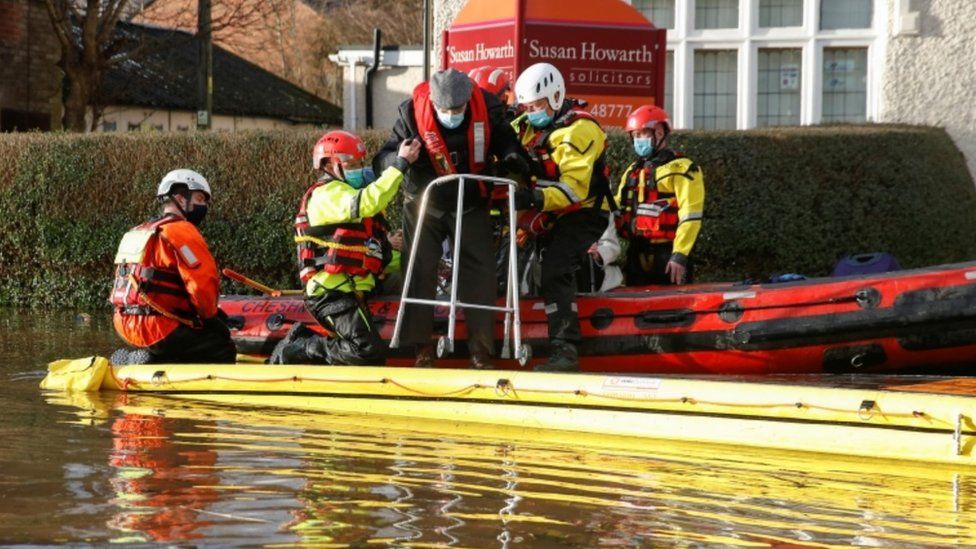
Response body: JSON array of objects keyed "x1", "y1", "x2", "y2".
[
  {"x1": 415, "y1": 344, "x2": 435, "y2": 368},
  {"x1": 470, "y1": 352, "x2": 495, "y2": 370}
]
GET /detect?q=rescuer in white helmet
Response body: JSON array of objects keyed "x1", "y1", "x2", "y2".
[
  {"x1": 108, "y1": 169, "x2": 235, "y2": 366},
  {"x1": 511, "y1": 62, "x2": 615, "y2": 372}
]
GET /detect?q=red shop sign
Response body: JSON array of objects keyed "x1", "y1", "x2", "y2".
[{"x1": 442, "y1": 0, "x2": 667, "y2": 127}]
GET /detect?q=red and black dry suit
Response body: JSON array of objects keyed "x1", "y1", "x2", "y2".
[
  {"x1": 374, "y1": 84, "x2": 523, "y2": 358},
  {"x1": 110, "y1": 214, "x2": 235, "y2": 364}
]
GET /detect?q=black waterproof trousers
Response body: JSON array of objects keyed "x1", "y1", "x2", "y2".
[
  {"x1": 112, "y1": 317, "x2": 237, "y2": 365},
  {"x1": 306, "y1": 290, "x2": 385, "y2": 365},
  {"x1": 399, "y1": 196, "x2": 497, "y2": 357},
  {"x1": 538, "y1": 209, "x2": 609, "y2": 344},
  {"x1": 270, "y1": 289, "x2": 385, "y2": 366}
]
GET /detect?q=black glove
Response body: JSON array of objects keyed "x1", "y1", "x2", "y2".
[
  {"x1": 513, "y1": 187, "x2": 537, "y2": 210},
  {"x1": 502, "y1": 152, "x2": 531, "y2": 177}
]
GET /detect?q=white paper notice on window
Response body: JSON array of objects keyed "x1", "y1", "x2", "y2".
[{"x1": 780, "y1": 64, "x2": 800, "y2": 90}]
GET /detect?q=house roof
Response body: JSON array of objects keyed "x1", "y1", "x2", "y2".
[{"x1": 101, "y1": 22, "x2": 340, "y2": 124}]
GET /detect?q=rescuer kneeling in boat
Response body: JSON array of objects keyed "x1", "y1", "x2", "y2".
[
  {"x1": 511, "y1": 63, "x2": 615, "y2": 372},
  {"x1": 615, "y1": 105, "x2": 704, "y2": 286},
  {"x1": 270, "y1": 130, "x2": 422, "y2": 365},
  {"x1": 109, "y1": 170, "x2": 236, "y2": 365}
]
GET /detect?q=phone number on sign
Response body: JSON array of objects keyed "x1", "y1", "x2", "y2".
[{"x1": 587, "y1": 103, "x2": 634, "y2": 118}]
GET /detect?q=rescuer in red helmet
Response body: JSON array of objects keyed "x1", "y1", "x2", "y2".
[
  {"x1": 270, "y1": 130, "x2": 421, "y2": 365},
  {"x1": 468, "y1": 65, "x2": 513, "y2": 104},
  {"x1": 615, "y1": 105, "x2": 705, "y2": 286}
]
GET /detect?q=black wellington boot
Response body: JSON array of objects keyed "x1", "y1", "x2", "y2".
[{"x1": 534, "y1": 340, "x2": 579, "y2": 372}]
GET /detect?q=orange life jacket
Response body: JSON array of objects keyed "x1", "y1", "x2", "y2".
[
  {"x1": 619, "y1": 159, "x2": 681, "y2": 241},
  {"x1": 109, "y1": 216, "x2": 198, "y2": 325},
  {"x1": 294, "y1": 180, "x2": 388, "y2": 283},
  {"x1": 412, "y1": 81, "x2": 491, "y2": 177}
]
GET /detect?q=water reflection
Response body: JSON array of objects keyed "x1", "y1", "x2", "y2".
[
  {"x1": 9, "y1": 309, "x2": 976, "y2": 546},
  {"x1": 107, "y1": 409, "x2": 220, "y2": 542},
  {"x1": 35, "y1": 390, "x2": 976, "y2": 547}
]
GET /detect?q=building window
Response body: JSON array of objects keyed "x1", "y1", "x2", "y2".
[
  {"x1": 694, "y1": 50, "x2": 737, "y2": 129},
  {"x1": 102, "y1": 120, "x2": 117, "y2": 132},
  {"x1": 820, "y1": 0, "x2": 872, "y2": 30},
  {"x1": 664, "y1": 50, "x2": 674, "y2": 115},
  {"x1": 757, "y1": 49, "x2": 801, "y2": 126},
  {"x1": 759, "y1": 0, "x2": 802, "y2": 28},
  {"x1": 632, "y1": 0, "x2": 675, "y2": 29},
  {"x1": 822, "y1": 47, "x2": 867, "y2": 122},
  {"x1": 127, "y1": 122, "x2": 141, "y2": 131},
  {"x1": 695, "y1": 0, "x2": 739, "y2": 30}
]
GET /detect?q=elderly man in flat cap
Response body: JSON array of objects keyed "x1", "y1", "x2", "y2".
[{"x1": 375, "y1": 68, "x2": 526, "y2": 370}]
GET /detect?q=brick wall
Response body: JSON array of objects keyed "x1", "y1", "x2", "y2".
[{"x1": 0, "y1": 0, "x2": 61, "y2": 130}]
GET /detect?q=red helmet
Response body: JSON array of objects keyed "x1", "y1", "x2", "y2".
[
  {"x1": 468, "y1": 66, "x2": 512, "y2": 101},
  {"x1": 312, "y1": 130, "x2": 367, "y2": 170},
  {"x1": 625, "y1": 105, "x2": 671, "y2": 134}
]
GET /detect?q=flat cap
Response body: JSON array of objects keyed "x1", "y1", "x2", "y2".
[{"x1": 430, "y1": 68, "x2": 473, "y2": 109}]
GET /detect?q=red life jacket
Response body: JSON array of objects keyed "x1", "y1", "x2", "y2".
[
  {"x1": 412, "y1": 82, "x2": 491, "y2": 177},
  {"x1": 109, "y1": 216, "x2": 197, "y2": 325},
  {"x1": 294, "y1": 180, "x2": 388, "y2": 283},
  {"x1": 517, "y1": 107, "x2": 616, "y2": 215},
  {"x1": 619, "y1": 160, "x2": 681, "y2": 241}
]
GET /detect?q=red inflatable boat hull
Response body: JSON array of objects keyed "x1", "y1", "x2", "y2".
[{"x1": 221, "y1": 262, "x2": 976, "y2": 374}]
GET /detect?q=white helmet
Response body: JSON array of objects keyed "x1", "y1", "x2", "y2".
[
  {"x1": 515, "y1": 62, "x2": 565, "y2": 111},
  {"x1": 157, "y1": 169, "x2": 211, "y2": 199}
]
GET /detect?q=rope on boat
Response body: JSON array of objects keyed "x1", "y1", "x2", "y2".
[{"x1": 111, "y1": 367, "x2": 945, "y2": 425}]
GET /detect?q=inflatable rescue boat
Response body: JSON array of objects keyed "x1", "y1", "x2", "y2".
[{"x1": 221, "y1": 261, "x2": 976, "y2": 374}]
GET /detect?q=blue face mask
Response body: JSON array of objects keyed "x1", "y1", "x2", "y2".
[
  {"x1": 436, "y1": 110, "x2": 465, "y2": 129},
  {"x1": 343, "y1": 167, "x2": 375, "y2": 189},
  {"x1": 633, "y1": 137, "x2": 654, "y2": 158},
  {"x1": 527, "y1": 109, "x2": 553, "y2": 128}
]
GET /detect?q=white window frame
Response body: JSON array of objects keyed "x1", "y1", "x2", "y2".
[{"x1": 628, "y1": 0, "x2": 885, "y2": 129}]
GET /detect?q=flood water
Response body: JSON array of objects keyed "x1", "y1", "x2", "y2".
[{"x1": 4, "y1": 308, "x2": 976, "y2": 547}]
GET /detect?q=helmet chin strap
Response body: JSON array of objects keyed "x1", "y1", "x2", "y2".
[
  {"x1": 653, "y1": 128, "x2": 668, "y2": 152},
  {"x1": 324, "y1": 159, "x2": 344, "y2": 181},
  {"x1": 170, "y1": 191, "x2": 191, "y2": 218}
]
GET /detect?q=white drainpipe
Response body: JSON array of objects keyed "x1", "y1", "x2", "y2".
[{"x1": 328, "y1": 53, "x2": 373, "y2": 130}]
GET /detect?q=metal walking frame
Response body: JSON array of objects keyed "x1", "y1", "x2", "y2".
[{"x1": 390, "y1": 174, "x2": 531, "y2": 366}]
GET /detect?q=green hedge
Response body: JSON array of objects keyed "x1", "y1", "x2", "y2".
[{"x1": 1, "y1": 125, "x2": 974, "y2": 308}]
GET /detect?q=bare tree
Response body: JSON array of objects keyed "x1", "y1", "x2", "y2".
[
  {"x1": 44, "y1": 0, "x2": 280, "y2": 132},
  {"x1": 43, "y1": 0, "x2": 130, "y2": 131}
]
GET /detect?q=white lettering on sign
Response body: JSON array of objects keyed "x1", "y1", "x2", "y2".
[
  {"x1": 580, "y1": 42, "x2": 655, "y2": 63},
  {"x1": 528, "y1": 40, "x2": 578, "y2": 60},
  {"x1": 587, "y1": 103, "x2": 634, "y2": 118},
  {"x1": 569, "y1": 68, "x2": 653, "y2": 88},
  {"x1": 476, "y1": 40, "x2": 514, "y2": 60},
  {"x1": 528, "y1": 39, "x2": 656, "y2": 64},
  {"x1": 448, "y1": 40, "x2": 515, "y2": 64}
]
